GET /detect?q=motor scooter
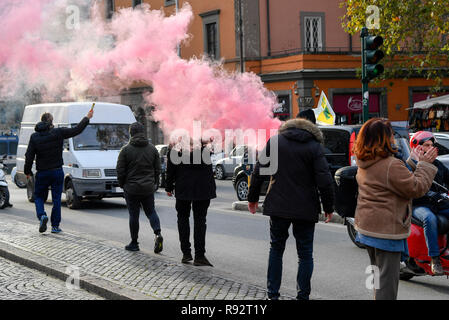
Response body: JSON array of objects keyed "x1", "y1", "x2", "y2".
[
  {"x1": 400, "y1": 182, "x2": 449, "y2": 280},
  {"x1": 0, "y1": 155, "x2": 12, "y2": 209}
]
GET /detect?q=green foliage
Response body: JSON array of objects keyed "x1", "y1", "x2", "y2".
[{"x1": 341, "y1": 0, "x2": 449, "y2": 91}]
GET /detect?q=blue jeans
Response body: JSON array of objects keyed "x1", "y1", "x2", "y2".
[
  {"x1": 124, "y1": 192, "x2": 161, "y2": 242},
  {"x1": 412, "y1": 206, "x2": 449, "y2": 258},
  {"x1": 34, "y1": 168, "x2": 64, "y2": 227},
  {"x1": 267, "y1": 216, "x2": 315, "y2": 300}
]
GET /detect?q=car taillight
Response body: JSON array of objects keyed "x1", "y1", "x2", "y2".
[{"x1": 349, "y1": 132, "x2": 356, "y2": 166}]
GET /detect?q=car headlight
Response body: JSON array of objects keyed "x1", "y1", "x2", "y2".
[{"x1": 82, "y1": 169, "x2": 101, "y2": 178}]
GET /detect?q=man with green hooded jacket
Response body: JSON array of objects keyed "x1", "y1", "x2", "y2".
[{"x1": 116, "y1": 122, "x2": 163, "y2": 253}]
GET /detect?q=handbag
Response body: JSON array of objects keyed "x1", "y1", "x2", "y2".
[{"x1": 443, "y1": 107, "x2": 449, "y2": 120}]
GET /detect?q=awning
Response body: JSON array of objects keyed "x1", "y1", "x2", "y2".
[{"x1": 413, "y1": 94, "x2": 449, "y2": 109}]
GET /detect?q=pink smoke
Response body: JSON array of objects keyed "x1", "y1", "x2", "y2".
[
  {"x1": 149, "y1": 57, "x2": 281, "y2": 146},
  {"x1": 0, "y1": 1, "x2": 281, "y2": 146}
]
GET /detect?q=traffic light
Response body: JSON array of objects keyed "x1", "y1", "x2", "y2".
[
  {"x1": 360, "y1": 27, "x2": 384, "y2": 123},
  {"x1": 362, "y1": 34, "x2": 384, "y2": 82}
]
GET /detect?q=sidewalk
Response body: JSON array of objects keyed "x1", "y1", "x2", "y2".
[{"x1": 0, "y1": 219, "x2": 292, "y2": 300}]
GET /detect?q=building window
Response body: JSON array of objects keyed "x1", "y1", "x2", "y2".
[
  {"x1": 200, "y1": 10, "x2": 220, "y2": 60},
  {"x1": 273, "y1": 91, "x2": 292, "y2": 121},
  {"x1": 206, "y1": 23, "x2": 218, "y2": 59},
  {"x1": 304, "y1": 17, "x2": 322, "y2": 51},
  {"x1": 132, "y1": 0, "x2": 142, "y2": 8},
  {"x1": 105, "y1": 0, "x2": 114, "y2": 19},
  {"x1": 300, "y1": 12, "x2": 325, "y2": 52},
  {"x1": 164, "y1": 0, "x2": 176, "y2": 6}
]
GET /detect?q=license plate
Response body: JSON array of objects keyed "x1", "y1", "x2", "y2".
[{"x1": 115, "y1": 187, "x2": 124, "y2": 193}]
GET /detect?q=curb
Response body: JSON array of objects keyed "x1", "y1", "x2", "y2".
[
  {"x1": 0, "y1": 241, "x2": 154, "y2": 300},
  {"x1": 232, "y1": 201, "x2": 345, "y2": 224}
]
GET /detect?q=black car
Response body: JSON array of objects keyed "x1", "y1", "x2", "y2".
[{"x1": 232, "y1": 125, "x2": 363, "y2": 201}]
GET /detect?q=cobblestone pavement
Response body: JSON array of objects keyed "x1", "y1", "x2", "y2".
[
  {"x1": 0, "y1": 220, "x2": 292, "y2": 300},
  {"x1": 0, "y1": 257, "x2": 102, "y2": 300}
]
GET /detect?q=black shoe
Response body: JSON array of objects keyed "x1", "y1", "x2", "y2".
[
  {"x1": 431, "y1": 257, "x2": 444, "y2": 276},
  {"x1": 194, "y1": 256, "x2": 213, "y2": 267},
  {"x1": 125, "y1": 242, "x2": 140, "y2": 251},
  {"x1": 39, "y1": 215, "x2": 48, "y2": 233},
  {"x1": 154, "y1": 234, "x2": 163, "y2": 254},
  {"x1": 181, "y1": 253, "x2": 193, "y2": 264}
]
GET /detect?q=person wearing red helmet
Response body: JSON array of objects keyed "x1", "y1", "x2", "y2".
[
  {"x1": 407, "y1": 131, "x2": 449, "y2": 276},
  {"x1": 410, "y1": 131, "x2": 435, "y2": 150}
]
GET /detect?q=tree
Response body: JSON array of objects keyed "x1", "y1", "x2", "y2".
[{"x1": 341, "y1": 0, "x2": 449, "y2": 91}]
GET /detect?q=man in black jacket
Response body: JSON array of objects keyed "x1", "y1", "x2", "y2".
[
  {"x1": 116, "y1": 122, "x2": 163, "y2": 253},
  {"x1": 165, "y1": 141, "x2": 216, "y2": 266},
  {"x1": 25, "y1": 109, "x2": 93, "y2": 234},
  {"x1": 248, "y1": 118, "x2": 334, "y2": 300}
]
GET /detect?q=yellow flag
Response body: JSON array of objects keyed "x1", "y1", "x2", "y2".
[{"x1": 314, "y1": 91, "x2": 335, "y2": 125}]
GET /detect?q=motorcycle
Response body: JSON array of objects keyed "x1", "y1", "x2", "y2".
[
  {"x1": 399, "y1": 215, "x2": 449, "y2": 280},
  {"x1": 0, "y1": 155, "x2": 12, "y2": 209},
  {"x1": 400, "y1": 183, "x2": 449, "y2": 280}
]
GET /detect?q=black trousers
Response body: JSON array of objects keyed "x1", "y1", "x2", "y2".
[
  {"x1": 175, "y1": 199, "x2": 210, "y2": 258},
  {"x1": 124, "y1": 192, "x2": 161, "y2": 242},
  {"x1": 366, "y1": 246, "x2": 401, "y2": 300}
]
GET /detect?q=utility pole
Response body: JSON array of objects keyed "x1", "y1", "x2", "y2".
[
  {"x1": 238, "y1": 0, "x2": 244, "y2": 72},
  {"x1": 361, "y1": 27, "x2": 369, "y2": 123},
  {"x1": 175, "y1": 0, "x2": 181, "y2": 57}
]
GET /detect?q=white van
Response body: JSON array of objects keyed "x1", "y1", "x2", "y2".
[{"x1": 16, "y1": 102, "x2": 137, "y2": 209}]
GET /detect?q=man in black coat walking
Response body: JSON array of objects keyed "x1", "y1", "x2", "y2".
[
  {"x1": 165, "y1": 141, "x2": 216, "y2": 266},
  {"x1": 116, "y1": 122, "x2": 163, "y2": 253},
  {"x1": 248, "y1": 118, "x2": 334, "y2": 300},
  {"x1": 25, "y1": 109, "x2": 93, "y2": 234}
]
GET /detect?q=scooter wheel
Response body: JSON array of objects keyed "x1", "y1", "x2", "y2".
[{"x1": 347, "y1": 223, "x2": 366, "y2": 249}]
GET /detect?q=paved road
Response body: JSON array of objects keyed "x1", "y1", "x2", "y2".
[
  {"x1": 0, "y1": 256, "x2": 102, "y2": 300},
  {"x1": 2, "y1": 177, "x2": 449, "y2": 300}
]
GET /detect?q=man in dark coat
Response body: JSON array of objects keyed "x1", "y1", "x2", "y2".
[
  {"x1": 165, "y1": 141, "x2": 217, "y2": 266},
  {"x1": 25, "y1": 110, "x2": 93, "y2": 234},
  {"x1": 296, "y1": 108, "x2": 316, "y2": 124},
  {"x1": 248, "y1": 118, "x2": 334, "y2": 300},
  {"x1": 116, "y1": 122, "x2": 163, "y2": 253}
]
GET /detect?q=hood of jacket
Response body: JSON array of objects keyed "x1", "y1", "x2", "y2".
[
  {"x1": 35, "y1": 121, "x2": 52, "y2": 133},
  {"x1": 278, "y1": 118, "x2": 324, "y2": 144},
  {"x1": 130, "y1": 133, "x2": 149, "y2": 147},
  {"x1": 357, "y1": 156, "x2": 390, "y2": 170}
]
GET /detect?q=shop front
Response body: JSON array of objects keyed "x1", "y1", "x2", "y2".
[{"x1": 331, "y1": 93, "x2": 380, "y2": 125}]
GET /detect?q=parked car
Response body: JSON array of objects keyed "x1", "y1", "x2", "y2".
[
  {"x1": 0, "y1": 134, "x2": 18, "y2": 174},
  {"x1": 155, "y1": 144, "x2": 168, "y2": 189},
  {"x1": 214, "y1": 145, "x2": 247, "y2": 180},
  {"x1": 211, "y1": 151, "x2": 225, "y2": 173},
  {"x1": 232, "y1": 125, "x2": 362, "y2": 201}
]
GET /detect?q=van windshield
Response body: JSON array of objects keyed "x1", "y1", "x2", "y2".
[{"x1": 72, "y1": 124, "x2": 130, "y2": 150}]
